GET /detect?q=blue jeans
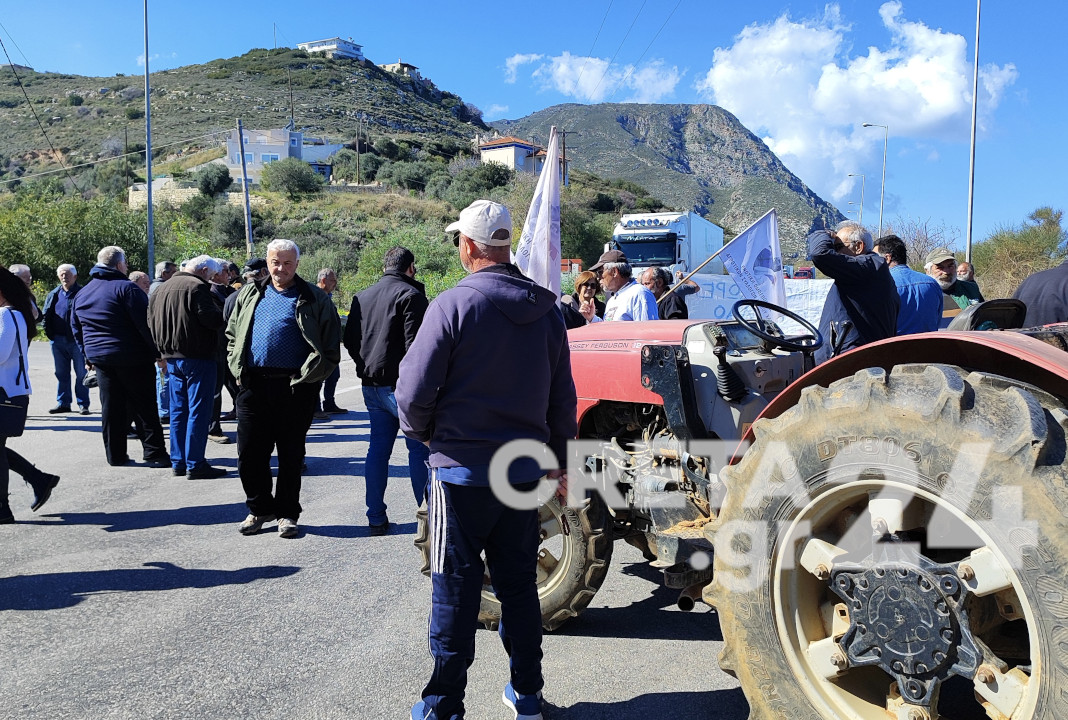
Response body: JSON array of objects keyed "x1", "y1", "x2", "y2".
[
  {"x1": 51, "y1": 336, "x2": 90, "y2": 409},
  {"x1": 167, "y1": 358, "x2": 217, "y2": 471},
  {"x1": 317, "y1": 364, "x2": 341, "y2": 411},
  {"x1": 362, "y1": 384, "x2": 430, "y2": 525},
  {"x1": 156, "y1": 366, "x2": 169, "y2": 419}
]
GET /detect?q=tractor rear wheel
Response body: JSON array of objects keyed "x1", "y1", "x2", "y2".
[{"x1": 706, "y1": 365, "x2": 1068, "y2": 720}]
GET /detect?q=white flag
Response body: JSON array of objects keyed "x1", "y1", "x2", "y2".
[
  {"x1": 515, "y1": 126, "x2": 562, "y2": 295},
  {"x1": 719, "y1": 208, "x2": 786, "y2": 308}
]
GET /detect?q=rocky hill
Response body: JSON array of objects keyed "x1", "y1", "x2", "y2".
[
  {"x1": 0, "y1": 48, "x2": 485, "y2": 179},
  {"x1": 492, "y1": 103, "x2": 844, "y2": 257}
]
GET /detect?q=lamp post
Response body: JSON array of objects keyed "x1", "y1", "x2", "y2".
[
  {"x1": 862, "y1": 123, "x2": 888, "y2": 238},
  {"x1": 965, "y1": 0, "x2": 981, "y2": 262},
  {"x1": 848, "y1": 173, "x2": 865, "y2": 225}
]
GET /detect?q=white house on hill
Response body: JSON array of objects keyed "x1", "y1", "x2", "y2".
[
  {"x1": 225, "y1": 127, "x2": 345, "y2": 183},
  {"x1": 478, "y1": 136, "x2": 569, "y2": 184},
  {"x1": 297, "y1": 37, "x2": 364, "y2": 61}
]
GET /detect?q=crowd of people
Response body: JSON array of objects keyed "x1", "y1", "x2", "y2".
[{"x1": 3, "y1": 201, "x2": 1066, "y2": 720}]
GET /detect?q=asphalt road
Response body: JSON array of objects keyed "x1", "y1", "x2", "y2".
[{"x1": 1, "y1": 343, "x2": 747, "y2": 720}]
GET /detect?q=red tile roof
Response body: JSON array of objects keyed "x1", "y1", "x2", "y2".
[{"x1": 479, "y1": 136, "x2": 540, "y2": 150}]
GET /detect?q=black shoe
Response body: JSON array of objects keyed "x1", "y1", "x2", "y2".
[
  {"x1": 108, "y1": 456, "x2": 131, "y2": 467},
  {"x1": 323, "y1": 403, "x2": 347, "y2": 414},
  {"x1": 208, "y1": 432, "x2": 232, "y2": 444},
  {"x1": 172, "y1": 466, "x2": 186, "y2": 477},
  {"x1": 369, "y1": 520, "x2": 390, "y2": 537},
  {"x1": 144, "y1": 457, "x2": 170, "y2": 469},
  {"x1": 48, "y1": 405, "x2": 72, "y2": 414},
  {"x1": 188, "y1": 465, "x2": 228, "y2": 480},
  {"x1": 29, "y1": 473, "x2": 60, "y2": 512},
  {"x1": 79, "y1": 407, "x2": 91, "y2": 415},
  {"x1": 0, "y1": 503, "x2": 13, "y2": 524}
]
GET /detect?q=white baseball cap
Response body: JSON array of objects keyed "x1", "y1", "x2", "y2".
[{"x1": 445, "y1": 199, "x2": 513, "y2": 246}]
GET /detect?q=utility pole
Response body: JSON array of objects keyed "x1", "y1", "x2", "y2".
[
  {"x1": 287, "y1": 68, "x2": 295, "y2": 129},
  {"x1": 558, "y1": 129, "x2": 577, "y2": 186},
  {"x1": 143, "y1": 0, "x2": 155, "y2": 272},
  {"x1": 965, "y1": 0, "x2": 981, "y2": 262},
  {"x1": 355, "y1": 108, "x2": 360, "y2": 186},
  {"x1": 237, "y1": 118, "x2": 254, "y2": 259}
]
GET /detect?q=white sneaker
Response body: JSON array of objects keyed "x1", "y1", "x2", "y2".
[
  {"x1": 278, "y1": 517, "x2": 299, "y2": 538},
  {"x1": 239, "y1": 513, "x2": 276, "y2": 535}
]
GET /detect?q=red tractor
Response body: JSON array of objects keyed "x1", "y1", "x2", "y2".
[{"x1": 418, "y1": 298, "x2": 1068, "y2": 720}]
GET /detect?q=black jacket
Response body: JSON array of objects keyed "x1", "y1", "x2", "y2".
[
  {"x1": 1013, "y1": 261, "x2": 1068, "y2": 327},
  {"x1": 808, "y1": 230, "x2": 899, "y2": 364},
  {"x1": 42, "y1": 282, "x2": 83, "y2": 340},
  {"x1": 147, "y1": 272, "x2": 224, "y2": 360},
  {"x1": 344, "y1": 271, "x2": 428, "y2": 388}
]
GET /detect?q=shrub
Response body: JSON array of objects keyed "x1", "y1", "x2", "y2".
[
  {"x1": 125, "y1": 107, "x2": 145, "y2": 120},
  {"x1": 195, "y1": 163, "x2": 233, "y2": 196},
  {"x1": 260, "y1": 157, "x2": 324, "y2": 198},
  {"x1": 67, "y1": 94, "x2": 84, "y2": 106}
]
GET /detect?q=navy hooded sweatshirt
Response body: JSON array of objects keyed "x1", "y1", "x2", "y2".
[
  {"x1": 71, "y1": 264, "x2": 156, "y2": 366},
  {"x1": 396, "y1": 264, "x2": 577, "y2": 486}
]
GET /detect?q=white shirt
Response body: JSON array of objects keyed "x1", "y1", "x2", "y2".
[
  {"x1": 595, "y1": 280, "x2": 659, "y2": 322},
  {"x1": 0, "y1": 307, "x2": 31, "y2": 397}
]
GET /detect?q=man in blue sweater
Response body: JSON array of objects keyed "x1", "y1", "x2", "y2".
[{"x1": 398, "y1": 200, "x2": 577, "y2": 720}]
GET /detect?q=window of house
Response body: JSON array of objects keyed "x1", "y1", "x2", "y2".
[
  {"x1": 290, "y1": 138, "x2": 298, "y2": 147},
  {"x1": 244, "y1": 153, "x2": 253, "y2": 165},
  {"x1": 262, "y1": 153, "x2": 280, "y2": 164}
]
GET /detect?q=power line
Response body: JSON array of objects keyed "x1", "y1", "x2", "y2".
[
  {"x1": 607, "y1": 0, "x2": 684, "y2": 101},
  {"x1": 588, "y1": 0, "x2": 648, "y2": 101},
  {"x1": 0, "y1": 21, "x2": 33, "y2": 68},
  {"x1": 0, "y1": 34, "x2": 82, "y2": 193},
  {"x1": 10, "y1": 131, "x2": 227, "y2": 183},
  {"x1": 574, "y1": 1, "x2": 614, "y2": 93}
]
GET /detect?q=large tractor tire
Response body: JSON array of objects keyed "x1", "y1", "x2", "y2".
[
  {"x1": 415, "y1": 494, "x2": 613, "y2": 631},
  {"x1": 706, "y1": 364, "x2": 1068, "y2": 720}
]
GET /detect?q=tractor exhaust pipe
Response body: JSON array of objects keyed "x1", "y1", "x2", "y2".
[{"x1": 677, "y1": 582, "x2": 709, "y2": 612}]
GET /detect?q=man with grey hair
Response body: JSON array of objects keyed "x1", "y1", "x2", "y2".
[
  {"x1": 42, "y1": 263, "x2": 90, "y2": 414},
  {"x1": 148, "y1": 254, "x2": 226, "y2": 478},
  {"x1": 227, "y1": 239, "x2": 340, "y2": 538},
  {"x1": 129, "y1": 271, "x2": 151, "y2": 294},
  {"x1": 581, "y1": 249, "x2": 658, "y2": 322},
  {"x1": 71, "y1": 245, "x2": 168, "y2": 467},
  {"x1": 314, "y1": 268, "x2": 345, "y2": 418},
  {"x1": 807, "y1": 221, "x2": 899, "y2": 364},
  {"x1": 149, "y1": 260, "x2": 177, "y2": 296},
  {"x1": 9, "y1": 264, "x2": 39, "y2": 319}
]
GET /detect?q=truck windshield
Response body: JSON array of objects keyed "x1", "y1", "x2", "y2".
[{"x1": 613, "y1": 236, "x2": 676, "y2": 265}]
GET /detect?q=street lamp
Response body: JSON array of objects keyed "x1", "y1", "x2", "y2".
[
  {"x1": 862, "y1": 123, "x2": 888, "y2": 238},
  {"x1": 848, "y1": 173, "x2": 865, "y2": 225}
]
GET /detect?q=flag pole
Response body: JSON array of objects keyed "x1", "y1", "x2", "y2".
[{"x1": 657, "y1": 244, "x2": 729, "y2": 304}]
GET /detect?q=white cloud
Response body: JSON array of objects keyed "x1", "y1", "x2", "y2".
[
  {"x1": 504, "y1": 53, "x2": 543, "y2": 83},
  {"x1": 694, "y1": 2, "x2": 1017, "y2": 202},
  {"x1": 136, "y1": 51, "x2": 177, "y2": 68},
  {"x1": 522, "y1": 51, "x2": 680, "y2": 103},
  {"x1": 485, "y1": 104, "x2": 510, "y2": 119}
]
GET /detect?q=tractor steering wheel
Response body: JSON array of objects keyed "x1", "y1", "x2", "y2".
[{"x1": 731, "y1": 299, "x2": 824, "y2": 354}]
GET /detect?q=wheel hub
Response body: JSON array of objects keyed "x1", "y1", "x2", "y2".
[{"x1": 831, "y1": 558, "x2": 982, "y2": 706}]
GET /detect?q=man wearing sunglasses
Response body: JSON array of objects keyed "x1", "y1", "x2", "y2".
[{"x1": 808, "y1": 221, "x2": 899, "y2": 364}]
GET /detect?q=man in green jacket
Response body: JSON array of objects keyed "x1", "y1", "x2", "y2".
[{"x1": 226, "y1": 238, "x2": 340, "y2": 539}]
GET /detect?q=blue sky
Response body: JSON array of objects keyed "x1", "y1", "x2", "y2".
[{"x1": 1, "y1": 1, "x2": 1064, "y2": 253}]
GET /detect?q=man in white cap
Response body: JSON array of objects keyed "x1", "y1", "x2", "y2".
[{"x1": 397, "y1": 199, "x2": 576, "y2": 720}]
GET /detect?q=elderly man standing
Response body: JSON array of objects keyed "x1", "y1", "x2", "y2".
[
  {"x1": 398, "y1": 199, "x2": 576, "y2": 720},
  {"x1": 227, "y1": 239, "x2": 340, "y2": 539},
  {"x1": 42, "y1": 263, "x2": 91, "y2": 415},
  {"x1": 314, "y1": 268, "x2": 346, "y2": 419},
  {"x1": 149, "y1": 261, "x2": 177, "y2": 296},
  {"x1": 344, "y1": 246, "x2": 429, "y2": 535},
  {"x1": 71, "y1": 246, "x2": 168, "y2": 467},
  {"x1": 640, "y1": 266, "x2": 699, "y2": 320},
  {"x1": 580, "y1": 249, "x2": 658, "y2": 322},
  {"x1": 808, "y1": 221, "x2": 899, "y2": 364},
  {"x1": 148, "y1": 255, "x2": 227, "y2": 479},
  {"x1": 925, "y1": 247, "x2": 984, "y2": 323}
]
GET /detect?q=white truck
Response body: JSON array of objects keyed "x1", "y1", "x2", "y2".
[{"x1": 610, "y1": 211, "x2": 725, "y2": 275}]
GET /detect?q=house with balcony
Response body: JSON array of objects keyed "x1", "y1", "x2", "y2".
[
  {"x1": 297, "y1": 37, "x2": 364, "y2": 61},
  {"x1": 224, "y1": 126, "x2": 345, "y2": 183},
  {"x1": 478, "y1": 136, "x2": 569, "y2": 184}
]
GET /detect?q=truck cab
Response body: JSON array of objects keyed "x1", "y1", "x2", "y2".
[{"x1": 611, "y1": 211, "x2": 724, "y2": 275}]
